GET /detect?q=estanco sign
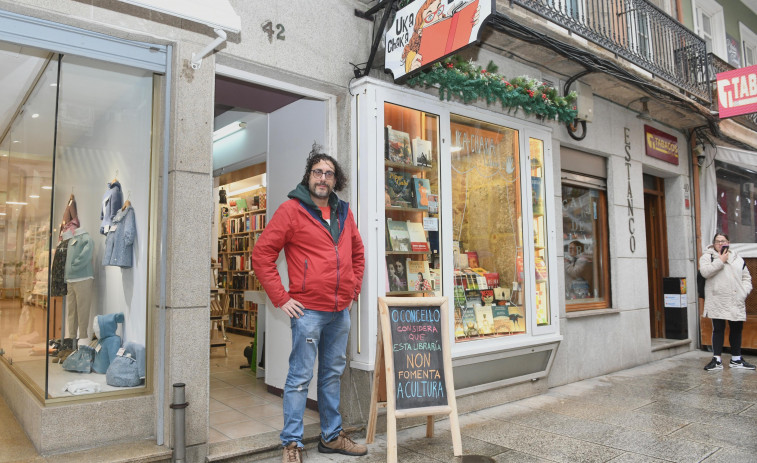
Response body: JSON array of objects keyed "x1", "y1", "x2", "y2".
[
  {"x1": 717, "y1": 64, "x2": 757, "y2": 118},
  {"x1": 384, "y1": 0, "x2": 493, "y2": 81}
]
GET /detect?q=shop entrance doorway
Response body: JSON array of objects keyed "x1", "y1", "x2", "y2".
[
  {"x1": 644, "y1": 175, "x2": 669, "y2": 338},
  {"x1": 209, "y1": 71, "x2": 332, "y2": 443}
]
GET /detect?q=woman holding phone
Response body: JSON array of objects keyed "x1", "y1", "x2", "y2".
[{"x1": 699, "y1": 233, "x2": 755, "y2": 371}]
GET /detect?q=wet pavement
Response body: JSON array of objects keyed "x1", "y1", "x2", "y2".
[
  {"x1": 258, "y1": 350, "x2": 757, "y2": 463},
  {"x1": 2, "y1": 349, "x2": 756, "y2": 462}
]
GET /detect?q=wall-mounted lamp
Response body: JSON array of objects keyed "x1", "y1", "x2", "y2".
[
  {"x1": 636, "y1": 97, "x2": 653, "y2": 121},
  {"x1": 694, "y1": 142, "x2": 706, "y2": 167},
  {"x1": 213, "y1": 121, "x2": 247, "y2": 142}
]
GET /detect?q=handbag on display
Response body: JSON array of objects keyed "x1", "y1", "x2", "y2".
[
  {"x1": 105, "y1": 353, "x2": 140, "y2": 387},
  {"x1": 61, "y1": 345, "x2": 96, "y2": 373}
]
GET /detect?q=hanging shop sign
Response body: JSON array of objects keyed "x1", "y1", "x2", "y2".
[
  {"x1": 385, "y1": 0, "x2": 494, "y2": 81},
  {"x1": 717, "y1": 64, "x2": 757, "y2": 119},
  {"x1": 644, "y1": 125, "x2": 678, "y2": 166}
]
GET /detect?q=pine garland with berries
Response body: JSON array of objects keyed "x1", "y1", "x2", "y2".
[{"x1": 405, "y1": 56, "x2": 578, "y2": 123}]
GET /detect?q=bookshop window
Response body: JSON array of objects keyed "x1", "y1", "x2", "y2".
[
  {"x1": 384, "y1": 103, "x2": 441, "y2": 297},
  {"x1": 449, "y1": 114, "x2": 525, "y2": 342},
  {"x1": 561, "y1": 173, "x2": 611, "y2": 310},
  {"x1": 715, "y1": 160, "x2": 757, "y2": 243},
  {"x1": 0, "y1": 48, "x2": 155, "y2": 399}
]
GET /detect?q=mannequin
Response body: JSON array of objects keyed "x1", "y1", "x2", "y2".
[{"x1": 65, "y1": 227, "x2": 94, "y2": 341}]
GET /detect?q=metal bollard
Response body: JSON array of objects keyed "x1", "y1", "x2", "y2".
[{"x1": 170, "y1": 383, "x2": 189, "y2": 463}]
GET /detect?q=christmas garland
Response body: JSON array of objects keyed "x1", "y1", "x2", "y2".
[{"x1": 405, "y1": 56, "x2": 578, "y2": 123}]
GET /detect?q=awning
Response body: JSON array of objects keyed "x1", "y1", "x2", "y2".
[
  {"x1": 700, "y1": 144, "x2": 757, "y2": 257},
  {"x1": 117, "y1": 0, "x2": 241, "y2": 34}
]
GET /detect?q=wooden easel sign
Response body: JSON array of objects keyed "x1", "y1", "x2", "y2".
[{"x1": 366, "y1": 297, "x2": 462, "y2": 463}]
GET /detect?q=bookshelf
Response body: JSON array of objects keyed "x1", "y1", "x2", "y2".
[
  {"x1": 217, "y1": 190, "x2": 267, "y2": 337},
  {"x1": 384, "y1": 108, "x2": 440, "y2": 298}
]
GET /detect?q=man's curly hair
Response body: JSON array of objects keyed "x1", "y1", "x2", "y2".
[{"x1": 300, "y1": 142, "x2": 347, "y2": 192}]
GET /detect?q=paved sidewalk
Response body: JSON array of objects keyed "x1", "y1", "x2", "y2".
[
  {"x1": 2, "y1": 350, "x2": 756, "y2": 462},
  {"x1": 260, "y1": 350, "x2": 757, "y2": 463}
]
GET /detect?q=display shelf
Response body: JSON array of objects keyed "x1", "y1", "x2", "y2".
[
  {"x1": 383, "y1": 105, "x2": 440, "y2": 299},
  {"x1": 386, "y1": 290, "x2": 434, "y2": 296},
  {"x1": 385, "y1": 206, "x2": 435, "y2": 213},
  {"x1": 385, "y1": 160, "x2": 433, "y2": 172}
]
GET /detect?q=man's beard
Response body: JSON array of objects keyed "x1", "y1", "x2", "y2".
[{"x1": 309, "y1": 181, "x2": 331, "y2": 199}]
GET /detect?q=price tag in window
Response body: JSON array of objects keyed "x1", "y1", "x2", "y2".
[{"x1": 423, "y1": 217, "x2": 438, "y2": 231}]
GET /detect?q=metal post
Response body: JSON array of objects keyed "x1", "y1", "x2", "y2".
[{"x1": 170, "y1": 383, "x2": 188, "y2": 463}]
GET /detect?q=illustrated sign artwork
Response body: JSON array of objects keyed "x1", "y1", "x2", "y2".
[
  {"x1": 384, "y1": 0, "x2": 493, "y2": 81},
  {"x1": 644, "y1": 125, "x2": 679, "y2": 165},
  {"x1": 717, "y1": 64, "x2": 757, "y2": 118},
  {"x1": 389, "y1": 305, "x2": 447, "y2": 409}
]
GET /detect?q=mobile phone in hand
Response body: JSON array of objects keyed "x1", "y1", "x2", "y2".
[{"x1": 721, "y1": 245, "x2": 729, "y2": 254}]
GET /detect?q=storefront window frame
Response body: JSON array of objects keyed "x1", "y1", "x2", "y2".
[
  {"x1": 0, "y1": 13, "x2": 169, "y2": 403},
  {"x1": 352, "y1": 79, "x2": 562, "y2": 368},
  {"x1": 561, "y1": 173, "x2": 612, "y2": 312}
]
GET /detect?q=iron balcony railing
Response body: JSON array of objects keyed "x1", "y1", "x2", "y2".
[{"x1": 513, "y1": 0, "x2": 711, "y2": 103}]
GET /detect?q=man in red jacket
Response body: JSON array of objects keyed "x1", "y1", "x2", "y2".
[{"x1": 252, "y1": 147, "x2": 366, "y2": 463}]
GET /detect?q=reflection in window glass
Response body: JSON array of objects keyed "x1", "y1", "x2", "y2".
[
  {"x1": 530, "y1": 138, "x2": 550, "y2": 326},
  {"x1": 715, "y1": 160, "x2": 757, "y2": 243},
  {"x1": 0, "y1": 54, "x2": 58, "y2": 388},
  {"x1": 562, "y1": 182, "x2": 610, "y2": 309},
  {"x1": 449, "y1": 114, "x2": 525, "y2": 342}
]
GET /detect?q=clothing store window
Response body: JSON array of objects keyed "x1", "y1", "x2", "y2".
[
  {"x1": 715, "y1": 160, "x2": 757, "y2": 243},
  {"x1": 561, "y1": 153, "x2": 610, "y2": 311},
  {"x1": 0, "y1": 44, "x2": 156, "y2": 400}
]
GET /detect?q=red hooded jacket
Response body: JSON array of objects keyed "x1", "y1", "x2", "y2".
[{"x1": 251, "y1": 187, "x2": 365, "y2": 312}]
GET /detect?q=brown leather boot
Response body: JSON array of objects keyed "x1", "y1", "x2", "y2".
[
  {"x1": 282, "y1": 442, "x2": 302, "y2": 463},
  {"x1": 318, "y1": 430, "x2": 367, "y2": 456}
]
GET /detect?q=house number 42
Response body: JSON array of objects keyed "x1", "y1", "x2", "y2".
[{"x1": 261, "y1": 21, "x2": 285, "y2": 43}]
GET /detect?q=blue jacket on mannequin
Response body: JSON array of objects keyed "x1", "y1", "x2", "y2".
[{"x1": 103, "y1": 205, "x2": 136, "y2": 267}]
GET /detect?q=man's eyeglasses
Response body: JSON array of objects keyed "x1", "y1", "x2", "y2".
[{"x1": 311, "y1": 169, "x2": 335, "y2": 179}]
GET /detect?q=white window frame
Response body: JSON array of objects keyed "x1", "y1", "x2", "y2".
[
  {"x1": 628, "y1": 9, "x2": 654, "y2": 61},
  {"x1": 692, "y1": 0, "x2": 727, "y2": 60},
  {"x1": 547, "y1": 0, "x2": 585, "y2": 20},
  {"x1": 740, "y1": 22, "x2": 757, "y2": 67}
]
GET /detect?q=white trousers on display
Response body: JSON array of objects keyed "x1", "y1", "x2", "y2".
[{"x1": 66, "y1": 279, "x2": 93, "y2": 340}]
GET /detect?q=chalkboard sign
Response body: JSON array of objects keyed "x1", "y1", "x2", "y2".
[
  {"x1": 367, "y1": 297, "x2": 461, "y2": 463},
  {"x1": 389, "y1": 305, "x2": 447, "y2": 409}
]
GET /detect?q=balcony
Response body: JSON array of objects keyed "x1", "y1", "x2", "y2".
[{"x1": 511, "y1": 0, "x2": 711, "y2": 104}]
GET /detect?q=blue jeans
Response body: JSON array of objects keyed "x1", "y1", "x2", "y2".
[{"x1": 280, "y1": 308, "x2": 350, "y2": 447}]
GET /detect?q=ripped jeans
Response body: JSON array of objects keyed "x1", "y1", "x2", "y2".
[{"x1": 280, "y1": 308, "x2": 350, "y2": 447}]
